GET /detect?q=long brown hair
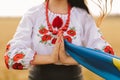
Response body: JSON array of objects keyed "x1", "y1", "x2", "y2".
[
  {"x1": 68, "y1": 0, "x2": 89, "y2": 13},
  {"x1": 90, "y1": 0, "x2": 113, "y2": 26}
]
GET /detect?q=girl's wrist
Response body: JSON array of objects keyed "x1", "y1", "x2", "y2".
[
  {"x1": 63, "y1": 56, "x2": 78, "y2": 65},
  {"x1": 50, "y1": 54, "x2": 59, "y2": 64}
]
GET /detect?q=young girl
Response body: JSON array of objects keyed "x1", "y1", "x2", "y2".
[{"x1": 4, "y1": 0, "x2": 114, "y2": 80}]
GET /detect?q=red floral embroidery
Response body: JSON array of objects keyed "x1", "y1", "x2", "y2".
[
  {"x1": 13, "y1": 53, "x2": 25, "y2": 62},
  {"x1": 52, "y1": 30, "x2": 58, "y2": 35},
  {"x1": 39, "y1": 28, "x2": 48, "y2": 34},
  {"x1": 51, "y1": 38, "x2": 57, "y2": 44},
  {"x1": 4, "y1": 55, "x2": 9, "y2": 69},
  {"x1": 104, "y1": 46, "x2": 114, "y2": 55},
  {"x1": 38, "y1": 25, "x2": 77, "y2": 45},
  {"x1": 67, "y1": 29, "x2": 76, "y2": 36},
  {"x1": 6, "y1": 44, "x2": 10, "y2": 52},
  {"x1": 64, "y1": 36, "x2": 72, "y2": 43},
  {"x1": 52, "y1": 16, "x2": 63, "y2": 28},
  {"x1": 12, "y1": 63, "x2": 23, "y2": 70},
  {"x1": 42, "y1": 35, "x2": 52, "y2": 42}
]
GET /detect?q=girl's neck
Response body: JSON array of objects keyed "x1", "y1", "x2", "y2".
[{"x1": 48, "y1": 0, "x2": 68, "y2": 14}]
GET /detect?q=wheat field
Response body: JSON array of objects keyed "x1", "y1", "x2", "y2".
[{"x1": 0, "y1": 16, "x2": 120, "y2": 80}]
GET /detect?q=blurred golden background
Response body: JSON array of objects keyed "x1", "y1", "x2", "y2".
[{"x1": 0, "y1": 16, "x2": 120, "y2": 80}]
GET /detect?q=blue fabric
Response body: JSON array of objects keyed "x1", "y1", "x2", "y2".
[{"x1": 64, "y1": 40, "x2": 120, "y2": 80}]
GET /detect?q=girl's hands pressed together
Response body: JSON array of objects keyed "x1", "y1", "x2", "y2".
[
  {"x1": 50, "y1": 31, "x2": 62, "y2": 64},
  {"x1": 31, "y1": 30, "x2": 78, "y2": 65},
  {"x1": 58, "y1": 32, "x2": 78, "y2": 65}
]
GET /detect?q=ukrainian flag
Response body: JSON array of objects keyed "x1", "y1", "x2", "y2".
[{"x1": 64, "y1": 40, "x2": 120, "y2": 80}]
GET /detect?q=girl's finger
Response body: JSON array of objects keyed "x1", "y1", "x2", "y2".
[
  {"x1": 57, "y1": 29, "x2": 63, "y2": 36},
  {"x1": 56, "y1": 32, "x2": 63, "y2": 43},
  {"x1": 54, "y1": 30, "x2": 63, "y2": 50},
  {"x1": 54, "y1": 32, "x2": 62, "y2": 50},
  {"x1": 60, "y1": 35, "x2": 65, "y2": 51}
]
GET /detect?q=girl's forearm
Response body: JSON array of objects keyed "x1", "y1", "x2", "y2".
[
  {"x1": 64, "y1": 56, "x2": 79, "y2": 65},
  {"x1": 31, "y1": 54, "x2": 54, "y2": 65}
]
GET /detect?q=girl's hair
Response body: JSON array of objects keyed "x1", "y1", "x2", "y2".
[
  {"x1": 68, "y1": 0, "x2": 113, "y2": 26},
  {"x1": 68, "y1": 0, "x2": 89, "y2": 13}
]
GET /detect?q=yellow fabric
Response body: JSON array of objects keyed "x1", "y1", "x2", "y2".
[{"x1": 113, "y1": 58, "x2": 120, "y2": 70}]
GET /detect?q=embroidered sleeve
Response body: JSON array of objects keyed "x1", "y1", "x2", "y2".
[
  {"x1": 4, "y1": 13, "x2": 36, "y2": 70},
  {"x1": 82, "y1": 14, "x2": 115, "y2": 55}
]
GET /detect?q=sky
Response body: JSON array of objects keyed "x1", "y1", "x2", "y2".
[{"x1": 0, "y1": 0, "x2": 119, "y2": 17}]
